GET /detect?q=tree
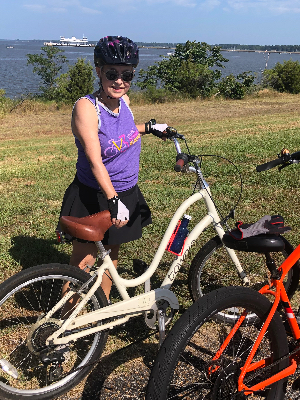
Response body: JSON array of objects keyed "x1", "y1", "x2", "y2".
[
  {"x1": 263, "y1": 60, "x2": 300, "y2": 94},
  {"x1": 55, "y1": 58, "x2": 95, "y2": 104},
  {"x1": 218, "y1": 72, "x2": 256, "y2": 99},
  {"x1": 27, "y1": 46, "x2": 68, "y2": 98},
  {"x1": 137, "y1": 41, "x2": 228, "y2": 98}
]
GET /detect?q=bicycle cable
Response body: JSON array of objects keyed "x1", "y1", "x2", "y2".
[
  {"x1": 179, "y1": 137, "x2": 243, "y2": 229},
  {"x1": 193, "y1": 153, "x2": 243, "y2": 230}
]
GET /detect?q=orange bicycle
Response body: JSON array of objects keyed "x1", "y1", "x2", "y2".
[{"x1": 146, "y1": 149, "x2": 300, "y2": 400}]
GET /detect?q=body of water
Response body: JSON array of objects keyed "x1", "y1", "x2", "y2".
[{"x1": 2, "y1": 39, "x2": 300, "y2": 98}]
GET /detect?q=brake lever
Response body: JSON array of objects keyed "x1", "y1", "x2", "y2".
[
  {"x1": 278, "y1": 162, "x2": 292, "y2": 171},
  {"x1": 166, "y1": 127, "x2": 185, "y2": 140}
]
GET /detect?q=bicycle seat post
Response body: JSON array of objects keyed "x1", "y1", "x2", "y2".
[
  {"x1": 265, "y1": 252, "x2": 281, "y2": 280},
  {"x1": 95, "y1": 240, "x2": 111, "y2": 259}
]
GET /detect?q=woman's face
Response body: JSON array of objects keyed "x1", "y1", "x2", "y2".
[{"x1": 97, "y1": 65, "x2": 133, "y2": 99}]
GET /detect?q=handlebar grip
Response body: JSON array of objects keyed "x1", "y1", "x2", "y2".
[
  {"x1": 174, "y1": 159, "x2": 185, "y2": 172},
  {"x1": 256, "y1": 156, "x2": 285, "y2": 172},
  {"x1": 290, "y1": 151, "x2": 300, "y2": 161},
  {"x1": 174, "y1": 153, "x2": 189, "y2": 172}
]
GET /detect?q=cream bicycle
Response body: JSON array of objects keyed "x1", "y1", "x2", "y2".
[{"x1": 0, "y1": 129, "x2": 297, "y2": 400}]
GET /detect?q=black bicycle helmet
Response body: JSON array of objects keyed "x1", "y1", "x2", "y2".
[{"x1": 94, "y1": 36, "x2": 139, "y2": 68}]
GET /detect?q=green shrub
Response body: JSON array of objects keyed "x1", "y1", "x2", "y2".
[
  {"x1": 27, "y1": 46, "x2": 94, "y2": 104},
  {"x1": 218, "y1": 72, "x2": 256, "y2": 99},
  {"x1": 55, "y1": 58, "x2": 95, "y2": 104},
  {"x1": 263, "y1": 60, "x2": 300, "y2": 94},
  {"x1": 0, "y1": 89, "x2": 13, "y2": 116}
]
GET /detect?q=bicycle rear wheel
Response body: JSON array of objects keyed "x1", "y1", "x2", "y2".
[
  {"x1": 147, "y1": 287, "x2": 289, "y2": 400},
  {"x1": 189, "y1": 235, "x2": 299, "y2": 323},
  {"x1": 0, "y1": 264, "x2": 108, "y2": 400}
]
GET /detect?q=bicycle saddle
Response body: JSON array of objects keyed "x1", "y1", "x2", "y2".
[
  {"x1": 59, "y1": 210, "x2": 112, "y2": 242},
  {"x1": 222, "y1": 233, "x2": 285, "y2": 253}
]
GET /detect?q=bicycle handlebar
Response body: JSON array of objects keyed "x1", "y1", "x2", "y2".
[
  {"x1": 166, "y1": 127, "x2": 185, "y2": 140},
  {"x1": 256, "y1": 150, "x2": 300, "y2": 172},
  {"x1": 256, "y1": 156, "x2": 287, "y2": 172}
]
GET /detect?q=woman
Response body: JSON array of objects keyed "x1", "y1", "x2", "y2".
[{"x1": 58, "y1": 36, "x2": 168, "y2": 300}]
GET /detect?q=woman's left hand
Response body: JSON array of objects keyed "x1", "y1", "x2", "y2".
[{"x1": 107, "y1": 196, "x2": 129, "y2": 228}]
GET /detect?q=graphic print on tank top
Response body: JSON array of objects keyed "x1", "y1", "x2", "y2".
[{"x1": 104, "y1": 128, "x2": 141, "y2": 157}]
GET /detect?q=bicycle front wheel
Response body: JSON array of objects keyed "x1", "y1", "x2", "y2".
[
  {"x1": 146, "y1": 287, "x2": 289, "y2": 400},
  {"x1": 0, "y1": 263, "x2": 108, "y2": 400}
]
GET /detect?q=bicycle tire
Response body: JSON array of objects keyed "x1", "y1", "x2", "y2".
[
  {"x1": 188, "y1": 234, "x2": 299, "y2": 323},
  {"x1": 0, "y1": 263, "x2": 108, "y2": 400},
  {"x1": 146, "y1": 286, "x2": 289, "y2": 400}
]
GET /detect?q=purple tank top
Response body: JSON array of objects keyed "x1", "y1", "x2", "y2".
[{"x1": 75, "y1": 95, "x2": 141, "y2": 192}]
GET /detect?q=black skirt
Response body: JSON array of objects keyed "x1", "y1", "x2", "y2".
[{"x1": 57, "y1": 175, "x2": 152, "y2": 245}]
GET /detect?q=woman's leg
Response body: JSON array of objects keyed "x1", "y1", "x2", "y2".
[
  {"x1": 102, "y1": 244, "x2": 120, "y2": 299},
  {"x1": 61, "y1": 241, "x2": 98, "y2": 317},
  {"x1": 64, "y1": 240, "x2": 120, "y2": 300}
]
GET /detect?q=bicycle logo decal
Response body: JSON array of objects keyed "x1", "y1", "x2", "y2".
[{"x1": 104, "y1": 129, "x2": 141, "y2": 157}]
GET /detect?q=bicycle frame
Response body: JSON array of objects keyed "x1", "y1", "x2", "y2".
[
  {"x1": 45, "y1": 138, "x2": 247, "y2": 346},
  {"x1": 210, "y1": 242, "x2": 300, "y2": 395},
  {"x1": 46, "y1": 186, "x2": 244, "y2": 345}
]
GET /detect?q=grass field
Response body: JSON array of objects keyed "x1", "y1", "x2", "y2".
[{"x1": 1, "y1": 90, "x2": 300, "y2": 398}]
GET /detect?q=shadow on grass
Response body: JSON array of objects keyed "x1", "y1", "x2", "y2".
[
  {"x1": 9, "y1": 235, "x2": 70, "y2": 270},
  {"x1": 81, "y1": 316, "x2": 159, "y2": 400}
]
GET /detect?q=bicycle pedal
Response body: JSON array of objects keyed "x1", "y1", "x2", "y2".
[{"x1": 158, "y1": 309, "x2": 166, "y2": 347}]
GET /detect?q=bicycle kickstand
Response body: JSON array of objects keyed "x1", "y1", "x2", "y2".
[{"x1": 158, "y1": 309, "x2": 166, "y2": 347}]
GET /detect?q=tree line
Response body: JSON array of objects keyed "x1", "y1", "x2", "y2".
[
  {"x1": 217, "y1": 44, "x2": 300, "y2": 52},
  {"x1": 137, "y1": 42, "x2": 300, "y2": 53}
]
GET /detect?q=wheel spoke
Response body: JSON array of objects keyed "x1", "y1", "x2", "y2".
[
  {"x1": 147, "y1": 287, "x2": 289, "y2": 400},
  {"x1": 0, "y1": 264, "x2": 108, "y2": 399}
]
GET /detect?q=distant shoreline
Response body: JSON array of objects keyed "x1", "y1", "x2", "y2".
[{"x1": 1, "y1": 39, "x2": 300, "y2": 54}]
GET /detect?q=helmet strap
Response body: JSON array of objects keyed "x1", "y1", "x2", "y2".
[{"x1": 98, "y1": 82, "x2": 114, "y2": 100}]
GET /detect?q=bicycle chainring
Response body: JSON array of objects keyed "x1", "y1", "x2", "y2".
[{"x1": 144, "y1": 300, "x2": 175, "y2": 329}]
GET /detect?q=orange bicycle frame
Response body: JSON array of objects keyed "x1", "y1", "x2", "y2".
[{"x1": 210, "y1": 243, "x2": 300, "y2": 395}]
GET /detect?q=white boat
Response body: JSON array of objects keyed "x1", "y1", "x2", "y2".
[
  {"x1": 60, "y1": 35, "x2": 89, "y2": 46},
  {"x1": 44, "y1": 35, "x2": 93, "y2": 47}
]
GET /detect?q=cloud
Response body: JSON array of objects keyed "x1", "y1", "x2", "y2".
[
  {"x1": 99, "y1": 0, "x2": 196, "y2": 7},
  {"x1": 198, "y1": 0, "x2": 221, "y2": 10},
  {"x1": 23, "y1": 0, "x2": 101, "y2": 14},
  {"x1": 79, "y1": 6, "x2": 102, "y2": 14},
  {"x1": 23, "y1": 4, "x2": 47, "y2": 12},
  {"x1": 145, "y1": 0, "x2": 197, "y2": 5},
  {"x1": 197, "y1": 0, "x2": 300, "y2": 13},
  {"x1": 268, "y1": 0, "x2": 300, "y2": 13}
]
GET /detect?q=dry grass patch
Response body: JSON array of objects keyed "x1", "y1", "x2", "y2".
[
  {"x1": 0, "y1": 108, "x2": 72, "y2": 141},
  {"x1": 131, "y1": 93, "x2": 300, "y2": 127}
]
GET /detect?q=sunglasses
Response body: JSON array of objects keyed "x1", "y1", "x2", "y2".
[{"x1": 104, "y1": 70, "x2": 134, "y2": 82}]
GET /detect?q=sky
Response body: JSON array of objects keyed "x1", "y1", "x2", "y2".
[{"x1": 0, "y1": 0, "x2": 299, "y2": 45}]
